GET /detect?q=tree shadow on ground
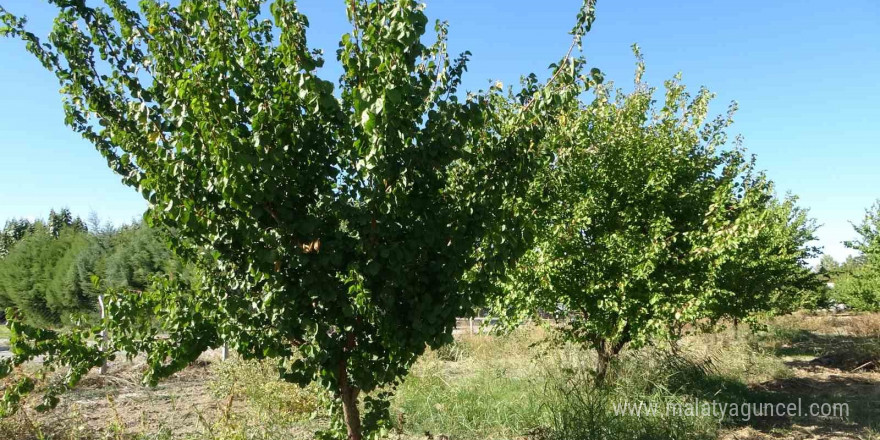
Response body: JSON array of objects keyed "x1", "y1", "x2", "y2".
[
  {"x1": 755, "y1": 369, "x2": 880, "y2": 434},
  {"x1": 662, "y1": 355, "x2": 795, "y2": 431},
  {"x1": 770, "y1": 329, "x2": 880, "y2": 371},
  {"x1": 664, "y1": 332, "x2": 880, "y2": 438}
]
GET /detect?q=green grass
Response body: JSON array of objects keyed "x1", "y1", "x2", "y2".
[
  {"x1": 395, "y1": 358, "x2": 547, "y2": 439},
  {"x1": 389, "y1": 327, "x2": 788, "y2": 440},
  {"x1": 542, "y1": 368, "x2": 720, "y2": 440},
  {"x1": 0, "y1": 324, "x2": 10, "y2": 339}
]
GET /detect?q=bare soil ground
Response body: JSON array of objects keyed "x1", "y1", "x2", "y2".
[{"x1": 1, "y1": 352, "x2": 227, "y2": 439}]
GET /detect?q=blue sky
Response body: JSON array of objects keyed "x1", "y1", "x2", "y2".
[{"x1": 1, "y1": 0, "x2": 878, "y2": 263}]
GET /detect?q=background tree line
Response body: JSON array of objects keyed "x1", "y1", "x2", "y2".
[
  {"x1": 0, "y1": 208, "x2": 178, "y2": 326},
  {"x1": 817, "y1": 202, "x2": 880, "y2": 311}
]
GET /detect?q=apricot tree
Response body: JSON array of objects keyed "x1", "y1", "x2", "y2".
[
  {"x1": 493, "y1": 50, "x2": 751, "y2": 383},
  {"x1": 0, "y1": 1, "x2": 597, "y2": 437}
]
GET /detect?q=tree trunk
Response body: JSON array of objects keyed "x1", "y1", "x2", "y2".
[
  {"x1": 98, "y1": 294, "x2": 108, "y2": 375},
  {"x1": 594, "y1": 338, "x2": 626, "y2": 385},
  {"x1": 595, "y1": 346, "x2": 612, "y2": 384},
  {"x1": 669, "y1": 336, "x2": 682, "y2": 356},
  {"x1": 667, "y1": 324, "x2": 683, "y2": 356},
  {"x1": 339, "y1": 327, "x2": 362, "y2": 440},
  {"x1": 339, "y1": 371, "x2": 362, "y2": 440}
]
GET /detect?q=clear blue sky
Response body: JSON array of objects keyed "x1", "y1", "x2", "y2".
[{"x1": 1, "y1": 0, "x2": 878, "y2": 263}]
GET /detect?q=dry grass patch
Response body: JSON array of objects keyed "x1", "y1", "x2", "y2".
[{"x1": 771, "y1": 312, "x2": 880, "y2": 338}]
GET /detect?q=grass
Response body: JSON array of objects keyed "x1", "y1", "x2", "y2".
[
  {"x1": 391, "y1": 325, "x2": 800, "y2": 440},
  {"x1": 1, "y1": 313, "x2": 879, "y2": 439},
  {"x1": 205, "y1": 358, "x2": 324, "y2": 439},
  {"x1": 394, "y1": 329, "x2": 550, "y2": 439},
  {"x1": 761, "y1": 313, "x2": 880, "y2": 370},
  {"x1": 0, "y1": 324, "x2": 10, "y2": 339}
]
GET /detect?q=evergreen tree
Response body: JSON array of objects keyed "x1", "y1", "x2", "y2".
[
  {"x1": 0, "y1": 212, "x2": 173, "y2": 325},
  {"x1": 103, "y1": 223, "x2": 174, "y2": 291},
  {"x1": 0, "y1": 218, "x2": 34, "y2": 259},
  {"x1": 0, "y1": 223, "x2": 67, "y2": 325}
]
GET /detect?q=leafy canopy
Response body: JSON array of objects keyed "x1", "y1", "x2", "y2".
[{"x1": 709, "y1": 188, "x2": 821, "y2": 323}]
